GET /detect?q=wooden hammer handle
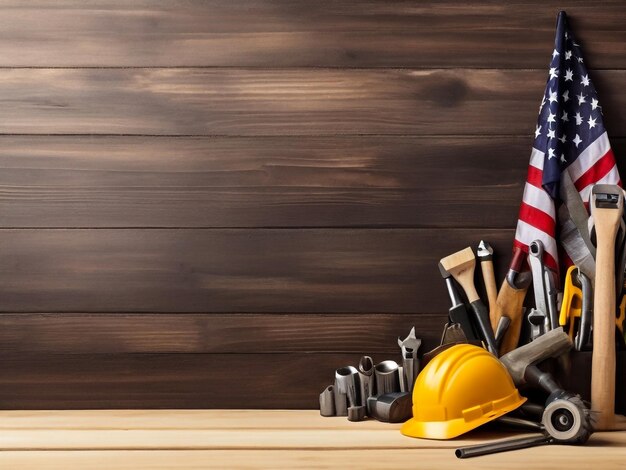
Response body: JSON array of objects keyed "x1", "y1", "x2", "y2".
[{"x1": 592, "y1": 216, "x2": 619, "y2": 430}]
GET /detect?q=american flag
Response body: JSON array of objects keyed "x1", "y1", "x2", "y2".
[{"x1": 514, "y1": 11, "x2": 620, "y2": 273}]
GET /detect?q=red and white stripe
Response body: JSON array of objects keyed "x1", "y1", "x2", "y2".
[{"x1": 514, "y1": 131, "x2": 620, "y2": 273}]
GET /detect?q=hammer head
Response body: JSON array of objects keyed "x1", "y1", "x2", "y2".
[
  {"x1": 499, "y1": 327, "x2": 572, "y2": 386},
  {"x1": 439, "y1": 247, "x2": 476, "y2": 278}
]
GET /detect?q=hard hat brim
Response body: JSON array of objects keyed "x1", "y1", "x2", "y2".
[{"x1": 400, "y1": 393, "x2": 526, "y2": 440}]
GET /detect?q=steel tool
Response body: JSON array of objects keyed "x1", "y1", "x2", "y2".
[
  {"x1": 367, "y1": 392, "x2": 412, "y2": 423},
  {"x1": 374, "y1": 360, "x2": 400, "y2": 396},
  {"x1": 528, "y1": 240, "x2": 559, "y2": 332},
  {"x1": 499, "y1": 327, "x2": 572, "y2": 391},
  {"x1": 333, "y1": 387, "x2": 348, "y2": 417},
  {"x1": 588, "y1": 184, "x2": 626, "y2": 430},
  {"x1": 439, "y1": 247, "x2": 498, "y2": 355},
  {"x1": 457, "y1": 329, "x2": 593, "y2": 458},
  {"x1": 438, "y1": 263, "x2": 478, "y2": 341},
  {"x1": 358, "y1": 356, "x2": 375, "y2": 413},
  {"x1": 456, "y1": 392, "x2": 591, "y2": 458},
  {"x1": 319, "y1": 385, "x2": 336, "y2": 417},
  {"x1": 335, "y1": 366, "x2": 364, "y2": 422},
  {"x1": 527, "y1": 308, "x2": 548, "y2": 341},
  {"x1": 398, "y1": 327, "x2": 421, "y2": 393},
  {"x1": 491, "y1": 247, "x2": 532, "y2": 355},
  {"x1": 477, "y1": 240, "x2": 498, "y2": 325},
  {"x1": 494, "y1": 316, "x2": 511, "y2": 349},
  {"x1": 558, "y1": 171, "x2": 596, "y2": 281},
  {"x1": 499, "y1": 327, "x2": 591, "y2": 436},
  {"x1": 439, "y1": 322, "x2": 467, "y2": 345}
]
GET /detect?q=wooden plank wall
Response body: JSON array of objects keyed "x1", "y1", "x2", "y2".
[{"x1": 1, "y1": 1, "x2": 626, "y2": 408}]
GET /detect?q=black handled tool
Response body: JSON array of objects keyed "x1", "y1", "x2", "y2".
[{"x1": 438, "y1": 262, "x2": 478, "y2": 341}]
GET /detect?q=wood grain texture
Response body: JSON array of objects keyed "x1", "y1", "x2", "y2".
[
  {"x1": 0, "y1": 351, "x2": 620, "y2": 410},
  {"x1": 0, "y1": 228, "x2": 514, "y2": 313},
  {"x1": 0, "y1": 352, "x2": 382, "y2": 409},
  {"x1": 1, "y1": 446, "x2": 625, "y2": 470},
  {"x1": 2, "y1": 136, "x2": 626, "y2": 229},
  {"x1": 0, "y1": 411, "x2": 623, "y2": 469},
  {"x1": 0, "y1": 313, "x2": 446, "y2": 354},
  {"x1": 0, "y1": 1, "x2": 625, "y2": 69},
  {"x1": 0, "y1": 135, "x2": 531, "y2": 228},
  {"x1": 0, "y1": 68, "x2": 622, "y2": 136}
]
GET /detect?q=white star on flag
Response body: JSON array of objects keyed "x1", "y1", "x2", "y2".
[
  {"x1": 574, "y1": 112, "x2": 583, "y2": 125},
  {"x1": 514, "y1": 11, "x2": 621, "y2": 278},
  {"x1": 548, "y1": 89, "x2": 558, "y2": 103}
]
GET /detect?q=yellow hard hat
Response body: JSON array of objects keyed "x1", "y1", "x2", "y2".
[{"x1": 401, "y1": 344, "x2": 526, "y2": 440}]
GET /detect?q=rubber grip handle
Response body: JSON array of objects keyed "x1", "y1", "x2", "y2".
[
  {"x1": 480, "y1": 259, "x2": 498, "y2": 321},
  {"x1": 469, "y1": 299, "x2": 498, "y2": 355}
]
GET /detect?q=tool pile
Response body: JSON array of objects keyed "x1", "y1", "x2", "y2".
[
  {"x1": 319, "y1": 328, "x2": 421, "y2": 423},
  {"x1": 319, "y1": 184, "x2": 626, "y2": 458}
]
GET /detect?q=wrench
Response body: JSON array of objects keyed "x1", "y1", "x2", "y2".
[
  {"x1": 527, "y1": 308, "x2": 548, "y2": 341},
  {"x1": 528, "y1": 240, "x2": 557, "y2": 334},
  {"x1": 398, "y1": 327, "x2": 421, "y2": 393}
]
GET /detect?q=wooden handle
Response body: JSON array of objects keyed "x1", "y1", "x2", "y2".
[
  {"x1": 591, "y1": 209, "x2": 620, "y2": 430},
  {"x1": 451, "y1": 267, "x2": 479, "y2": 303},
  {"x1": 492, "y1": 278, "x2": 529, "y2": 355},
  {"x1": 480, "y1": 260, "x2": 498, "y2": 324}
]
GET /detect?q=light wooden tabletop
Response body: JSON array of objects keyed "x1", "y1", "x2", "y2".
[{"x1": 0, "y1": 410, "x2": 624, "y2": 469}]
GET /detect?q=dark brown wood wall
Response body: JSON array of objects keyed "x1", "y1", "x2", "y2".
[{"x1": 1, "y1": 1, "x2": 626, "y2": 408}]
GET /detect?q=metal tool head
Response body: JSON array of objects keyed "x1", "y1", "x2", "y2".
[
  {"x1": 529, "y1": 240, "x2": 545, "y2": 259},
  {"x1": 398, "y1": 326, "x2": 421, "y2": 358},
  {"x1": 499, "y1": 327, "x2": 572, "y2": 386},
  {"x1": 367, "y1": 392, "x2": 412, "y2": 423},
  {"x1": 527, "y1": 308, "x2": 548, "y2": 341},
  {"x1": 512, "y1": 271, "x2": 533, "y2": 290},
  {"x1": 438, "y1": 261, "x2": 451, "y2": 279},
  {"x1": 335, "y1": 366, "x2": 361, "y2": 406},
  {"x1": 477, "y1": 240, "x2": 493, "y2": 259},
  {"x1": 358, "y1": 356, "x2": 374, "y2": 376},
  {"x1": 592, "y1": 184, "x2": 624, "y2": 210}
]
